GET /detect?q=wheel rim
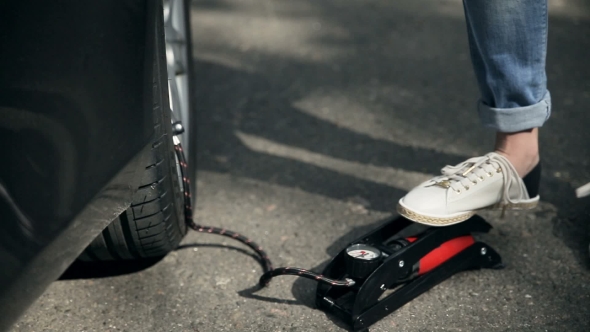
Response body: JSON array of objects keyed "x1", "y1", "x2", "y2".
[
  {"x1": 163, "y1": 0, "x2": 191, "y2": 194},
  {"x1": 163, "y1": 0, "x2": 191, "y2": 154}
]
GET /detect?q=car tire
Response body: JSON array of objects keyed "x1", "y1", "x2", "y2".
[{"x1": 78, "y1": 0, "x2": 194, "y2": 261}]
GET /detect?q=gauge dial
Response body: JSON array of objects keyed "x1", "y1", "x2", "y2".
[
  {"x1": 347, "y1": 249, "x2": 379, "y2": 260},
  {"x1": 345, "y1": 244, "x2": 383, "y2": 279},
  {"x1": 346, "y1": 244, "x2": 381, "y2": 261}
]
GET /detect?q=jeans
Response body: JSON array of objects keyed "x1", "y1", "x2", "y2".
[{"x1": 463, "y1": 0, "x2": 551, "y2": 133}]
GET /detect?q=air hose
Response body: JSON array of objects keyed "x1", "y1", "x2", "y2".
[{"x1": 173, "y1": 142, "x2": 355, "y2": 288}]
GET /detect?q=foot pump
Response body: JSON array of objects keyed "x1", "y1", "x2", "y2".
[
  {"x1": 315, "y1": 215, "x2": 503, "y2": 331},
  {"x1": 175, "y1": 142, "x2": 504, "y2": 331}
]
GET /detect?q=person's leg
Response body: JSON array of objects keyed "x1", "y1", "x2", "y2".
[
  {"x1": 397, "y1": 0, "x2": 550, "y2": 226},
  {"x1": 464, "y1": 0, "x2": 550, "y2": 176}
]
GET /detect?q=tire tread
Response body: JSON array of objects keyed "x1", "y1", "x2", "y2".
[{"x1": 79, "y1": 1, "x2": 188, "y2": 261}]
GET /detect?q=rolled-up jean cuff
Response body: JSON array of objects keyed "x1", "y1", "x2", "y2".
[{"x1": 478, "y1": 91, "x2": 552, "y2": 133}]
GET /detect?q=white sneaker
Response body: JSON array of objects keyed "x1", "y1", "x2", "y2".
[{"x1": 397, "y1": 152, "x2": 540, "y2": 226}]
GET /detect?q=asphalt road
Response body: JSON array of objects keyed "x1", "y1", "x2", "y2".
[{"x1": 12, "y1": 0, "x2": 590, "y2": 331}]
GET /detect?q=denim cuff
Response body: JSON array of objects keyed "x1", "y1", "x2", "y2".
[{"x1": 478, "y1": 90, "x2": 552, "y2": 133}]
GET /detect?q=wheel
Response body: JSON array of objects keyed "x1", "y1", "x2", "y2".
[{"x1": 78, "y1": 0, "x2": 195, "y2": 261}]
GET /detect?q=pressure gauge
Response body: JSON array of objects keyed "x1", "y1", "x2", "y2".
[{"x1": 345, "y1": 244, "x2": 383, "y2": 279}]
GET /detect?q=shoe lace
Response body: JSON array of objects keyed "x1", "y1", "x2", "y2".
[{"x1": 431, "y1": 153, "x2": 525, "y2": 211}]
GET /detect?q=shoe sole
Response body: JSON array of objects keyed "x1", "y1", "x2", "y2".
[{"x1": 396, "y1": 198, "x2": 539, "y2": 227}]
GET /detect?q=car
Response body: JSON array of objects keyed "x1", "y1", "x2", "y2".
[{"x1": 0, "y1": 0, "x2": 195, "y2": 330}]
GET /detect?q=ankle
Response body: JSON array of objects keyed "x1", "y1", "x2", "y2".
[
  {"x1": 494, "y1": 128, "x2": 540, "y2": 177},
  {"x1": 496, "y1": 150, "x2": 540, "y2": 178}
]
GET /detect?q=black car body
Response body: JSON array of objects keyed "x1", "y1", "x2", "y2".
[{"x1": 0, "y1": 1, "x2": 174, "y2": 329}]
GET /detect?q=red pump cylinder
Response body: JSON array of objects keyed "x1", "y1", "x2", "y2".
[{"x1": 406, "y1": 235, "x2": 475, "y2": 275}]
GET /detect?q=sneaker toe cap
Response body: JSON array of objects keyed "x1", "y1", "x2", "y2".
[{"x1": 401, "y1": 187, "x2": 448, "y2": 215}]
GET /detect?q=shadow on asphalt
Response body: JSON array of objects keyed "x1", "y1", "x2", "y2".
[
  {"x1": 59, "y1": 257, "x2": 164, "y2": 280},
  {"x1": 59, "y1": 242, "x2": 263, "y2": 280}
]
